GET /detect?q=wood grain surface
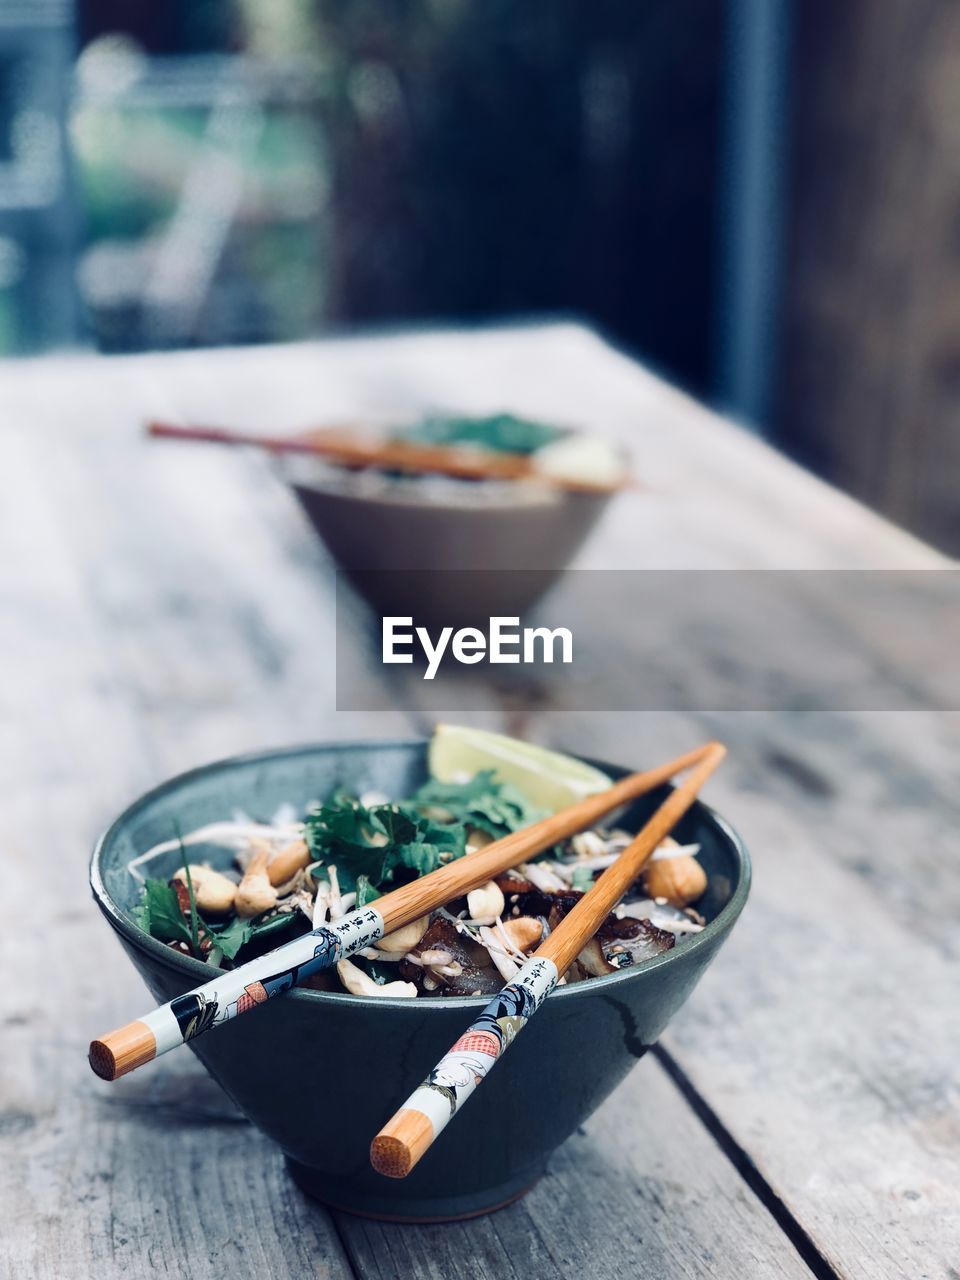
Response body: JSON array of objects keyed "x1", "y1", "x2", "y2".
[{"x1": 0, "y1": 325, "x2": 955, "y2": 1279}]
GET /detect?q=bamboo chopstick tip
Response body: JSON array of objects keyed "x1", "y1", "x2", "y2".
[
  {"x1": 369, "y1": 1134, "x2": 414, "y2": 1179},
  {"x1": 370, "y1": 1109, "x2": 435, "y2": 1179},
  {"x1": 88, "y1": 1022, "x2": 157, "y2": 1081}
]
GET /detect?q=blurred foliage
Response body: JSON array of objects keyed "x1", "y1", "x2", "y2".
[
  {"x1": 71, "y1": 42, "x2": 327, "y2": 349},
  {"x1": 73, "y1": 105, "x2": 322, "y2": 240},
  {"x1": 17, "y1": 0, "x2": 719, "y2": 383}
]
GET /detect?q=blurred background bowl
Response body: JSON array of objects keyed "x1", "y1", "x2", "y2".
[
  {"x1": 281, "y1": 456, "x2": 617, "y2": 626},
  {"x1": 90, "y1": 738, "x2": 750, "y2": 1221}
]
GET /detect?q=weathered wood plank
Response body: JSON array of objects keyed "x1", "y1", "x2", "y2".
[
  {"x1": 389, "y1": 696, "x2": 960, "y2": 1265},
  {"x1": 3, "y1": 1055, "x2": 350, "y2": 1280},
  {"x1": 336, "y1": 1054, "x2": 814, "y2": 1280},
  {"x1": 537, "y1": 706, "x2": 960, "y2": 1280},
  {"x1": 0, "y1": 408, "x2": 362, "y2": 1280},
  {"x1": 9, "y1": 355, "x2": 412, "y2": 777}
]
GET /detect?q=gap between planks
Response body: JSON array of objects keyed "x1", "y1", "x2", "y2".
[
  {"x1": 653, "y1": 1046, "x2": 840, "y2": 1280},
  {"x1": 329, "y1": 1051, "x2": 822, "y2": 1280}
]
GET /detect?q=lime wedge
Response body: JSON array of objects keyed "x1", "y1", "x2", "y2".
[
  {"x1": 428, "y1": 723, "x2": 612, "y2": 813},
  {"x1": 533, "y1": 434, "x2": 626, "y2": 487}
]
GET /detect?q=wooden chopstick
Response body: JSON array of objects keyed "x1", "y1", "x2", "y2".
[
  {"x1": 369, "y1": 742, "x2": 726, "y2": 1179},
  {"x1": 140, "y1": 422, "x2": 624, "y2": 496},
  {"x1": 89, "y1": 744, "x2": 714, "y2": 1082},
  {"x1": 145, "y1": 421, "x2": 625, "y2": 495}
]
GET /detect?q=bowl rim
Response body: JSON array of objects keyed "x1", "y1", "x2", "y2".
[
  {"x1": 90, "y1": 738, "x2": 751, "y2": 1012},
  {"x1": 276, "y1": 446, "x2": 623, "y2": 515},
  {"x1": 282, "y1": 468, "x2": 587, "y2": 513}
]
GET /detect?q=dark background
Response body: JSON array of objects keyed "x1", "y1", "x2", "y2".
[{"x1": 2, "y1": 0, "x2": 957, "y2": 553}]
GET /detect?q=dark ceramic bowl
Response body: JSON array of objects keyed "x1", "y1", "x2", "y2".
[
  {"x1": 90, "y1": 740, "x2": 750, "y2": 1221},
  {"x1": 280, "y1": 457, "x2": 614, "y2": 627}
]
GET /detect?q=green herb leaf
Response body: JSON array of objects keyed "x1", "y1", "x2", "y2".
[
  {"x1": 176, "y1": 829, "x2": 200, "y2": 956},
  {"x1": 203, "y1": 915, "x2": 248, "y2": 961},
  {"x1": 304, "y1": 794, "x2": 467, "y2": 895},
  {"x1": 412, "y1": 770, "x2": 548, "y2": 839},
  {"x1": 398, "y1": 833, "x2": 462, "y2": 879},
  {"x1": 205, "y1": 911, "x2": 297, "y2": 961},
  {"x1": 570, "y1": 865, "x2": 595, "y2": 893},
  {"x1": 133, "y1": 879, "x2": 194, "y2": 948},
  {"x1": 397, "y1": 413, "x2": 566, "y2": 455},
  {"x1": 355, "y1": 874, "x2": 380, "y2": 908}
]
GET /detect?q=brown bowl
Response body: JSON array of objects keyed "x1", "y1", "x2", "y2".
[{"x1": 280, "y1": 456, "x2": 614, "y2": 626}]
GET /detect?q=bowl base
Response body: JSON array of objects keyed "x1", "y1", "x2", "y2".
[{"x1": 286, "y1": 1156, "x2": 543, "y2": 1222}]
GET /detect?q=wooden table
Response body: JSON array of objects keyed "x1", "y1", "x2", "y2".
[{"x1": 1, "y1": 325, "x2": 956, "y2": 1279}]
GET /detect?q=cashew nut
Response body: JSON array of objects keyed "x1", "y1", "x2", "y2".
[
  {"x1": 375, "y1": 915, "x2": 429, "y2": 953},
  {"x1": 499, "y1": 916, "x2": 542, "y2": 953},
  {"x1": 642, "y1": 853, "x2": 707, "y2": 907},
  {"x1": 336, "y1": 958, "x2": 417, "y2": 998},
  {"x1": 467, "y1": 880, "x2": 505, "y2": 924},
  {"x1": 235, "y1": 847, "x2": 278, "y2": 918},
  {"x1": 267, "y1": 838, "x2": 310, "y2": 887},
  {"x1": 172, "y1": 864, "x2": 237, "y2": 916}
]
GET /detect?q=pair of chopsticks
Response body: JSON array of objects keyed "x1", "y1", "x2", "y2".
[
  {"x1": 90, "y1": 741, "x2": 725, "y2": 1175},
  {"x1": 146, "y1": 421, "x2": 626, "y2": 495},
  {"x1": 370, "y1": 741, "x2": 725, "y2": 1175}
]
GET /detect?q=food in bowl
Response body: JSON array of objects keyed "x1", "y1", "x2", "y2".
[
  {"x1": 300, "y1": 411, "x2": 629, "y2": 494},
  {"x1": 130, "y1": 725, "x2": 710, "y2": 998}
]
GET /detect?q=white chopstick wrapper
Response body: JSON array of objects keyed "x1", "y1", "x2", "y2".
[
  {"x1": 139, "y1": 908, "x2": 386, "y2": 1053},
  {"x1": 389, "y1": 955, "x2": 559, "y2": 1143}
]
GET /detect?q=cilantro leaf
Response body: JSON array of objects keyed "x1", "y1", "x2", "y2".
[
  {"x1": 177, "y1": 834, "x2": 200, "y2": 956},
  {"x1": 303, "y1": 769, "x2": 545, "y2": 906},
  {"x1": 304, "y1": 794, "x2": 466, "y2": 895},
  {"x1": 571, "y1": 865, "x2": 595, "y2": 892},
  {"x1": 205, "y1": 911, "x2": 297, "y2": 961},
  {"x1": 134, "y1": 877, "x2": 296, "y2": 963},
  {"x1": 203, "y1": 914, "x2": 249, "y2": 960},
  {"x1": 397, "y1": 414, "x2": 566, "y2": 455},
  {"x1": 133, "y1": 879, "x2": 194, "y2": 948},
  {"x1": 412, "y1": 770, "x2": 548, "y2": 838},
  {"x1": 399, "y1": 827, "x2": 466, "y2": 878}
]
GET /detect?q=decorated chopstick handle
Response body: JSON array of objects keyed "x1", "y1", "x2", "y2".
[
  {"x1": 89, "y1": 908, "x2": 386, "y2": 1080},
  {"x1": 370, "y1": 955, "x2": 559, "y2": 1178}
]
